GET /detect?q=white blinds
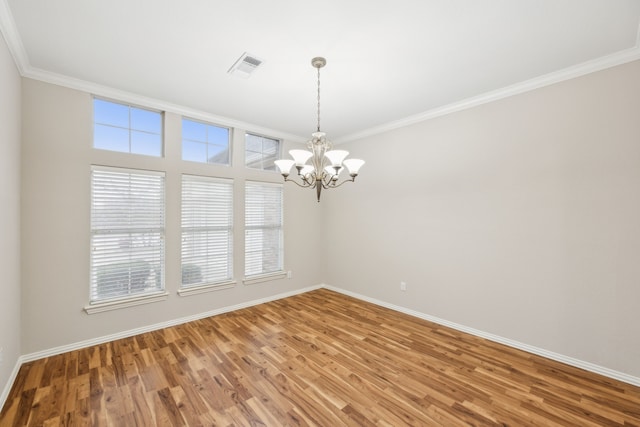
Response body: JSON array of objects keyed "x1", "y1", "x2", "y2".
[
  {"x1": 181, "y1": 175, "x2": 233, "y2": 287},
  {"x1": 245, "y1": 181, "x2": 283, "y2": 277},
  {"x1": 90, "y1": 166, "x2": 165, "y2": 302}
]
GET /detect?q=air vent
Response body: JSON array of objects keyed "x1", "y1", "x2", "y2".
[{"x1": 228, "y1": 52, "x2": 264, "y2": 78}]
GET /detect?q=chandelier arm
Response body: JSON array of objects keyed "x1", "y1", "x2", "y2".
[
  {"x1": 327, "y1": 176, "x2": 356, "y2": 189},
  {"x1": 284, "y1": 177, "x2": 313, "y2": 188}
]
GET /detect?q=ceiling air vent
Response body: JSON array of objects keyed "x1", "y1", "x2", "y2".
[{"x1": 228, "y1": 53, "x2": 263, "y2": 78}]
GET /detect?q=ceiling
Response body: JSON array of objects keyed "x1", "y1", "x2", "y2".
[{"x1": 2, "y1": 0, "x2": 640, "y2": 142}]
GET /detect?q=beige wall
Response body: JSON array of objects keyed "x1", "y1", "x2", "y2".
[
  {"x1": 325, "y1": 60, "x2": 640, "y2": 377},
  {"x1": 12, "y1": 53, "x2": 640, "y2": 383},
  {"x1": 20, "y1": 78, "x2": 324, "y2": 354},
  {"x1": 0, "y1": 32, "x2": 21, "y2": 393}
]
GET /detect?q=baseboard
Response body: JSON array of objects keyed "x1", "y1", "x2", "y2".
[
  {"x1": 0, "y1": 356, "x2": 23, "y2": 414},
  {"x1": 5, "y1": 281, "x2": 638, "y2": 413},
  {"x1": 20, "y1": 284, "x2": 323, "y2": 363},
  {"x1": 323, "y1": 285, "x2": 640, "y2": 388}
]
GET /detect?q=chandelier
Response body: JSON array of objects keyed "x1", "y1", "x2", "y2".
[{"x1": 274, "y1": 57, "x2": 365, "y2": 202}]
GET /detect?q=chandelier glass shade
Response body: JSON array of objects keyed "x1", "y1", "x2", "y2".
[{"x1": 274, "y1": 57, "x2": 364, "y2": 202}]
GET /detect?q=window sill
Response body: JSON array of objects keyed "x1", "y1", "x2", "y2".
[
  {"x1": 243, "y1": 271, "x2": 288, "y2": 286},
  {"x1": 177, "y1": 280, "x2": 237, "y2": 297},
  {"x1": 84, "y1": 291, "x2": 169, "y2": 314}
]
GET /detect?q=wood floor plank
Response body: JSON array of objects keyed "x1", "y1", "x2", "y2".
[{"x1": 2, "y1": 288, "x2": 640, "y2": 426}]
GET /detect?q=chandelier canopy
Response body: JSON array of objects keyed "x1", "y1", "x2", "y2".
[{"x1": 274, "y1": 57, "x2": 365, "y2": 202}]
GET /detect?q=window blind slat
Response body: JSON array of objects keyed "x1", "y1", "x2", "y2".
[
  {"x1": 244, "y1": 182, "x2": 283, "y2": 277},
  {"x1": 181, "y1": 175, "x2": 233, "y2": 288},
  {"x1": 90, "y1": 167, "x2": 165, "y2": 302}
]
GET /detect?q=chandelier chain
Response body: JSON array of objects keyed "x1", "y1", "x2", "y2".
[{"x1": 317, "y1": 65, "x2": 321, "y2": 132}]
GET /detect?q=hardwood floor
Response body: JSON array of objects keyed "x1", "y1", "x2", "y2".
[{"x1": 1, "y1": 289, "x2": 639, "y2": 426}]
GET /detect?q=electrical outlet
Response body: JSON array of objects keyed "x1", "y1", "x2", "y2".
[
  {"x1": 287, "y1": 271, "x2": 292, "y2": 279},
  {"x1": 0, "y1": 347, "x2": 3, "y2": 366},
  {"x1": 400, "y1": 281, "x2": 407, "y2": 291}
]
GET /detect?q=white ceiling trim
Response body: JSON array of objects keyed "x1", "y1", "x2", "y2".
[
  {"x1": 23, "y1": 65, "x2": 307, "y2": 143},
  {"x1": 335, "y1": 42, "x2": 640, "y2": 144},
  {"x1": 0, "y1": 0, "x2": 26, "y2": 74},
  {"x1": 2, "y1": 0, "x2": 639, "y2": 146}
]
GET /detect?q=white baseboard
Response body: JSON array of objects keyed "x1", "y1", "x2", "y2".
[
  {"x1": 0, "y1": 356, "x2": 23, "y2": 414},
  {"x1": 20, "y1": 284, "x2": 322, "y2": 363},
  {"x1": 4, "y1": 281, "x2": 638, "y2": 414},
  {"x1": 323, "y1": 285, "x2": 640, "y2": 388}
]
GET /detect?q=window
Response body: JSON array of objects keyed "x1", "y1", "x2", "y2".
[
  {"x1": 245, "y1": 133, "x2": 280, "y2": 170},
  {"x1": 90, "y1": 166, "x2": 165, "y2": 303},
  {"x1": 93, "y1": 98, "x2": 163, "y2": 156},
  {"x1": 182, "y1": 118, "x2": 231, "y2": 165},
  {"x1": 245, "y1": 181, "x2": 283, "y2": 278},
  {"x1": 181, "y1": 175, "x2": 234, "y2": 291}
]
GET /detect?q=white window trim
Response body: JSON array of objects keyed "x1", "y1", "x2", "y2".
[
  {"x1": 84, "y1": 291, "x2": 169, "y2": 315},
  {"x1": 177, "y1": 280, "x2": 237, "y2": 297},
  {"x1": 89, "y1": 165, "x2": 166, "y2": 306},
  {"x1": 242, "y1": 271, "x2": 288, "y2": 286}
]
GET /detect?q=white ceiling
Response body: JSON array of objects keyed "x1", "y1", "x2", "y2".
[{"x1": 2, "y1": 0, "x2": 640, "y2": 142}]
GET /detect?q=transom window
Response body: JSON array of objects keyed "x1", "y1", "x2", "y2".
[
  {"x1": 182, "y1": 118, "x2": 231, "y2": 165},
  {"x1": 245, "y1": 133, "x2": 280, "y2": 170},
  {"x1": 93, "y1": 98, "x2": 163, "y2": 157}
]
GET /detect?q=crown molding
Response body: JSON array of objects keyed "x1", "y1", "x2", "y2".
[
  {"x1": 22, "y1": 66, "x2": 307, "y2": 143},
  {"x1": 2, "y1": 0, "x2": 639, "y2": 145},
  {"x1": 0, "y1": 0, "x2": 27, "y2": 74},
  {"x1": 335, "y1": 43, "x2": 640, "y2": 144}
]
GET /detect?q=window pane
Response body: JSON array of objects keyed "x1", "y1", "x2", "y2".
[
  {"x1": 183, "y1": 140, "x2": 207, "y2": 163},
  {"x1": 182, "y1": 118, "x2": 230, "y2": 165},
  {"x1": 245, "y1": 133, "x2": 280, "y2": 170},
  {"x1": 182, "y1": 119, "x2": 207, "y2": 142},
  {"x1": 208, "y1": 125, "x2": 229, "y2": 146},
  {"x1": 245, "y1": 134, "x2": 262, "y2": 152},
  {"x1": 207, "y1": 145, "x2": 229, "y2": 164},
  {"x1": 94, "y1": 99, "x2": 128, "y2": 128},
  {"x1": 131, "y1": 107, "x2": 162, "y2": 133},
  {"x1": 131, "y1": 131, "x2": 162, "y2": 157},
  {"x1": 262, "y1": 138, "x2": 278, "y2": 155},
  {"x1": 94, "y1": 124, "x2": 129, "y2": 153}
]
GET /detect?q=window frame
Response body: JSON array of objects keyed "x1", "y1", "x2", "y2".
[
  {"x1": 85, "y1": 165, "x2": 168, "y2": 314},
  {"x1": 92, "y1": 97, "x2": 164, "y2": 157},
  {"x1": 244, "y1": 132, "x2": 281, "y2": 171},
  {"x1": 181, "y1": 117, "x2": 232, "y2": 166}
]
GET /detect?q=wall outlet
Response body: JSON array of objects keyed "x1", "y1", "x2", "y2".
[
  {"x1": 400, "y1": 281, "x2": 407, "y2": 291},
  {"x1": 0, "y1": 347, "x2": 3, "y2": 366},
  {"x1": 287, "y1": 271, "x2": 292, "y2": 279}
]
